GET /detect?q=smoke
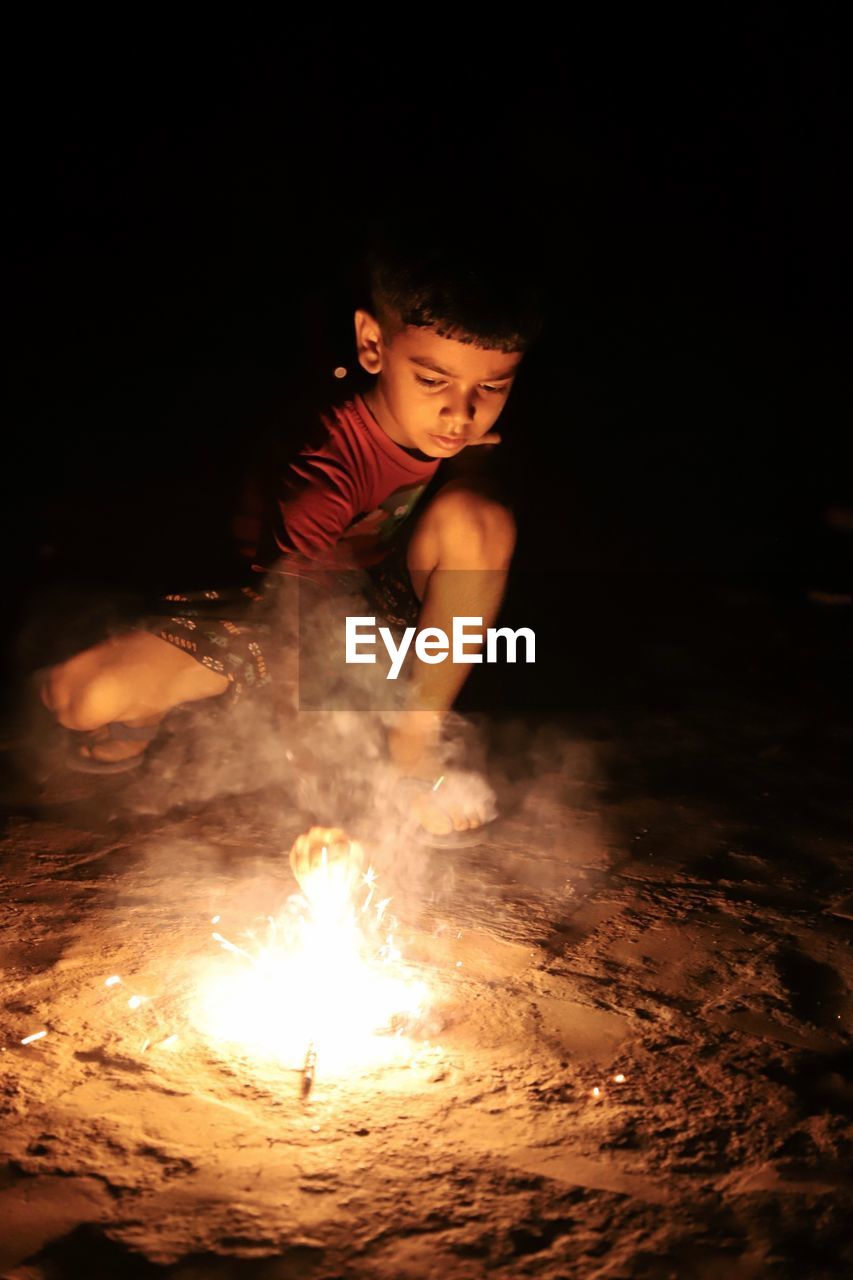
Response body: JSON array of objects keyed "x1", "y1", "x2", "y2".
[{"x1": 18, "y1": 568, "x2": 608, "y2": 923}]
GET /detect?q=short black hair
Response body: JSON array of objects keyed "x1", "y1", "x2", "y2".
[{"x1": 362, "y1": 203, "x2": 548, "y2": 354}]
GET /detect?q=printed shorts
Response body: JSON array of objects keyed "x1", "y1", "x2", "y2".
[{"x1": 134, "y1": 541, "x2": 421, "y2": 702}]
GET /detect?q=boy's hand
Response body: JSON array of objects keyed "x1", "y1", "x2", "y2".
[
  {"x1": 469, "y1": 432, "x2": 501, "y2": 446},
  {"x1": 289, "y1": 826, "x2": 365, "y2": 902}
]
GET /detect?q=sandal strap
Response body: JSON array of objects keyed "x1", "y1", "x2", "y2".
[
  {"x1": 102, "y1": 721, "x2": 162, "y2": 742},
  {"x1": 395, "y1": 774, "x2": 443, "y2": 794},
  {"x1": 392, "y1": 772, "x2": 463, "y2": 820}
]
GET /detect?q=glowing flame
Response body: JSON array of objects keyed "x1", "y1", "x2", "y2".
[{"x1": 193, "y1": 855, "x2": 426, "y2": 1080}]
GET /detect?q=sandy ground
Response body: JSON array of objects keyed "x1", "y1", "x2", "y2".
[{"x1": 1, "y1": 590, "x2": 852, "y2": 1279}]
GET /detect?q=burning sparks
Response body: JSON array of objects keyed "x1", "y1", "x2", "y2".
[
  {"x1": 20, "y1": 1030, "x2": 47, "y2": 1045},
  {"x1": 90, "y1": 830, "x2": 438, "y2": 1091},
  {"x1": 211, "y1": 932, "x2": 254, "y2": 963},
  {"x1": 193, "y1": 847, "x2": 427, "y2": 1083},
  {"x1": 590, "y1": 1074, "x2": 626, "y2": 1099}
]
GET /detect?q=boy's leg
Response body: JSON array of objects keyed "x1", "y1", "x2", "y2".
[
  {"x1": 388, "y1": 478, "x2": 516, "y2": 832},
  {"x1": 41, "y1": 631, "x2": 230, "y2": 763}
]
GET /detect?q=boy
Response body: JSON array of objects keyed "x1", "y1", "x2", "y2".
[{"x1": 40, "y1": 212, "x2": 545, "y2": 835}]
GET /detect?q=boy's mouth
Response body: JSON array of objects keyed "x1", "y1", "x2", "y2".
[{"x1": 428, "y1": 433, "x2": 465, "y2": 451}]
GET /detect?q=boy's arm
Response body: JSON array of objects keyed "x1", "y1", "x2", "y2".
[
  {"x1": 273, "y1": 453, "x2": 359, "y2": 561},
  {"x1": 253, "y1": 445, "x2": 369, "y2": 573},
  {"x1": 232, "y1": 414, "x2": 354, "y2": 567}
]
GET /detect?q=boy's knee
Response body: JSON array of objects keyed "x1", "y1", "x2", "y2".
[
  {"x1": 40, "y1": 666, "x2": 66, "y2": 716},
  {"x1": 42, "y1": 665, "x2": 125, "y2": 732},
  {"x1": 432, "y1": 486, "x2": 516, "y2": 567}
]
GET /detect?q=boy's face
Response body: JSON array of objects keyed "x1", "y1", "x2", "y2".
[{"x1": 355, "y1": 310, "x2": 523, "y2": 458}]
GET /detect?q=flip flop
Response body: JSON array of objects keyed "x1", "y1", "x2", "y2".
[
  {"x1": 393, "y1": 772, "x2": 500, "y2": 849},
  {"x1": 66, "y1": 720, "x2": 162, "y2": 774}
]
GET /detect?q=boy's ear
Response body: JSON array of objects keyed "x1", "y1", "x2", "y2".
[{"x1": 354, "y1": 308, "x2": 383, "y2": 375}]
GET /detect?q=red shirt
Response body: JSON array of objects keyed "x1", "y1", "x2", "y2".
[{"x1": 265, "y1": 393, "x2": 439, "y2": 570}]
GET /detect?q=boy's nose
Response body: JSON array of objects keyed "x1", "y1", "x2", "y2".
[{"x1": 441, "y1": 397, "x2": 475, "y2": 433}]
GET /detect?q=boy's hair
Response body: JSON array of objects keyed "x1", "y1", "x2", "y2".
[{"x1": 362, "y1": 204, "x2": 548, "y2": 354}]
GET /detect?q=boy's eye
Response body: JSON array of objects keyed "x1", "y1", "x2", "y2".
[{"x1": 415, "y1": 374, "x2": 509, "y2": 395}]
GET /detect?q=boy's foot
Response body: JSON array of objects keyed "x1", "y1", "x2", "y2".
[
  {"x1": 386, "y1": 710, "x2": 497, "y2": 841},
  {"x1": 393, "y1": 770, "x2": 499, "y2": 844},
  {"x1": 67, "y1": 719, "x2": 163, "y2": 773}
]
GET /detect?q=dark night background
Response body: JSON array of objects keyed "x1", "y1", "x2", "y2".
[{"x1": 4, "y1": 17, "x2": 850, "y2": 722}]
